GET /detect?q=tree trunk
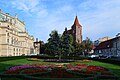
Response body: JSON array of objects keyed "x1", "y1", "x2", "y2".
[{"x1": 59, "y1": 52, "x2": 61, "y2": 62}]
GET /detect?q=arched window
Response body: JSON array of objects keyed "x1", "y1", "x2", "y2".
[
  {"x1": 7, "y1": 38, "x2": 9, "y2": 43},
  {"x1": 14, "y1": 48, "x2": 15, "y2": 51},
  {"x1": 7, "y1": 33, "x2": 9, "y2": 36},
  {"x1": 13, "y1": 48, "x2": 15, "y2": 56}
]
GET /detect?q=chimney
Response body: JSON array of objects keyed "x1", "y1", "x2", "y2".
[{"x1": 36, "y1": 38, "x2": 38, "y2": 42}]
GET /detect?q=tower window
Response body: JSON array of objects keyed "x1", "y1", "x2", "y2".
[{"x1": 73, "y1": 30, "x2": 74, "y2": 33}]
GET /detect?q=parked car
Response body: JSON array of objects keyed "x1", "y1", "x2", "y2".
[
  {"x1": 88, "y1": 54, "x2": 99, "y2": 58},
  {"x1": 99, "y1": 55, "x2": 107, "y2": 59},
  {"x1": 98, "y1": 55, "x2": 113, "y2": 59}
]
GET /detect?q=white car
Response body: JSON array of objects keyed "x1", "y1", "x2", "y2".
[{"x1": 89, "y1": 55, "x2": 99, "y2": 58}]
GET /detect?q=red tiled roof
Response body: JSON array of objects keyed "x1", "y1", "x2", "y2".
[
  {"x1": 95, "y1": 40, "x2": 113, "y2": 50},
  {"x1": 72, "y1": 16, "x2": 82, "y2": 28}
]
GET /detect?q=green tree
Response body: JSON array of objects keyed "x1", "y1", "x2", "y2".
[
  {"x1": 47, "y1": 30, "x2": 61, "y2": 56},
  {"x1": 82, "y1": 37, "x2": 93, "y2": 55},
  {"x1": 61, "y1": 33, "x2": 74, "y2": 57},
  {"x1": 73, "y1": 43, "x2": 84, "y2": 56}
]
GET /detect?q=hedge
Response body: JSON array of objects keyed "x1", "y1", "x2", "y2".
[
  {"x1": 89, "y1": 58, "x2": 120, "y2": 66},
  {"x1": 0, "y1": 56, "x2": 27, "y2": 62}
]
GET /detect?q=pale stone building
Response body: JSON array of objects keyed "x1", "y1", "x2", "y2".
[{"x1": 0, "y1": 10, "x2": 34, "y2": 56}]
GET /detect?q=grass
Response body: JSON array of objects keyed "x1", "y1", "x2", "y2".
[{"x1": 0, "y1": 58, "x2": 120, "y2": 76}]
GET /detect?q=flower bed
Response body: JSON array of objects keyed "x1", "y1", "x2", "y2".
[
  {"x1": 29, "y1": 58, "x2": 91, "y2": 63},
  {"x1": 20, "y1": 68, "x2": 49, "y2": 74},
  {"x1": 0, "y1": 64, "x2": 119, "y2": 80},
  {"x1": 44, "y1": 59, "x2": 75, "y2": 62}
]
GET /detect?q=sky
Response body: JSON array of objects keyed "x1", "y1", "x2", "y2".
[{"x1": 0, "y1": 0, "x2": 120, "y2": 42}]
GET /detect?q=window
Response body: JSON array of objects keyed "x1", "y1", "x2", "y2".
[
  {"x1": 99, "y1": 50, "x2": 101, "y2": 53},
  {"x1": 7, "y1": 39, "x2": 9, "y2": 43},
  {"x1": 73, "y1": 30, "x2": 74, "y2": 33},
  {"x1": 11, "y1": 37, "x2": 13, "y2": 44},
  {"x1": 19, "y1": 49, "x2": 20, "y2": 54},
  {"x1": 16, "y1": 48, "x2": 18, "y2": 54},
  {"x1": 13, "y1": 53, "x2": 15, "y2": 56},
  {"x1": 7, "y1": 33, "x2": 9, "y2": 36},
  {"x1": 14, "y1": 48, "x2": 15, "y2": 51}
]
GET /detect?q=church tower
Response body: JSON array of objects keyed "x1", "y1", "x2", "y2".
[
  {"x1": 71, "y1": 16, "x2": 82, "y2": 44},
  {"x1": 63, "y1": 16, "x2": 82, "y2": 44}
]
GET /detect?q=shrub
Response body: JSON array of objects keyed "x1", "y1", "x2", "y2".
[
  {"x1": 0, "y1": 56, "x2": 27, "y2": 62},
  {"x1": 89, "y1": 58, "x2": 120, "y2": 66}
]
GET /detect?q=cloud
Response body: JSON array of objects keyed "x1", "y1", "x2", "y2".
[
  {"x1": 56, "y1": 5, "x2": 73, "y2": 14},
  {"x1": 11, "y1": 0, "x2": 48, "y2": 17},
  {"x1": 76, "y1": 0, "x2": 120, "y2": 40},
  {"x1": 6, "y1": 0, "x2": 120, "y2": 42}
]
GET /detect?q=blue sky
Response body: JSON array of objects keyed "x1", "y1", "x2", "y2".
[{"x1": 0, "y1": 0, "x2": 120, "y2": 42}]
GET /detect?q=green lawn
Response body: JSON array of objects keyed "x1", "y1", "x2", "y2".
[{"x1": 0, "y1": 58, "x2": 120, "y2": 76}]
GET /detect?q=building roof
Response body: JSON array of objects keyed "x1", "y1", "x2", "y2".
[
  {"x1": 95, "y1": 36, "x2": 120, "y2": 50},
  {"x1": 95, "y1": 40, "x2": 113, "y2": 50},
  {"x1": 72, "y1": 16, "x2": 82, "y2": 28}
]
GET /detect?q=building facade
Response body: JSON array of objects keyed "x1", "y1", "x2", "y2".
[
  {"x1": 34, "y1": 38, "x2": 41, "y2": 55},
  {"x1": 64, "y1": 16, "x2": 82, "y2": 44},
  {"x1": 0, "y1": 10, "x2": 34, "y2": 56},
  {"x1": 94, "y1": 36, "x2": 120, "y2": 57}
]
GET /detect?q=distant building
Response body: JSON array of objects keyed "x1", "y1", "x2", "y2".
[
  {"x1": 34, "y1": 38, "x2": 41, "y2": 55},
  {"x1": 0, "y1": 10, "x2": 34, "y2": 56},
  {"x1": 94, "y1": 36, "x2": 120, "y2": 57},
  {"x1": 116, "y1": 33, "x2": 120, "y2": 37},
  {"x1": 63, "y1": 16, "x2": 82, "y2": 44},
  {"x1": 94, "y1": 37, "x2": 112, "y2": 46}
]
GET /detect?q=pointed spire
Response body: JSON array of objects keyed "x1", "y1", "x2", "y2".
[{"x1": 73, "y1": 16, "x2": 81, "y2": 27}]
